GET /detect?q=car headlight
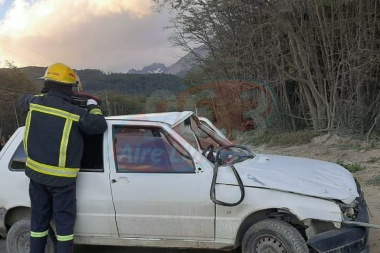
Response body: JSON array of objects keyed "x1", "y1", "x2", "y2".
[{"x1": 339, "y1": 200, "x2": 359, "y2": 221}]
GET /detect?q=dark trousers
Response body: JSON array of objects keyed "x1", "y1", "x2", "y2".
[{"x1": 29, "y1": 180, "x2": 77, "y2": 253}]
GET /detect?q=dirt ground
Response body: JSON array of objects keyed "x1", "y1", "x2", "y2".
[{"x1": 255, "y1": 133, "x2": 380, "y2": 252}]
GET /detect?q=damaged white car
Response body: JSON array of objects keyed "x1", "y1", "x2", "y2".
[{"x1": 0, "y1": 111, "x2": 374, "y2": 252}]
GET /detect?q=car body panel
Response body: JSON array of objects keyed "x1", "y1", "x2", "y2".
[
  {"x1": 108, "y1": 120, "x2": 215, "y2": 240},
  {"x1": 75, "y1": 128, "x2": 118, "y2": 237},
  {"x1": 0, "y1": 129, "x2": 30, "y2": 210},
  {"x1": 75, "y1": 170, "x2": 119, "y2": 237},
  {"x1": 106, "y1": 111, "x2": 193, "y2": 127},
  {"x1": 109, "y1": 172, "x2": 216, "y2": 240},
  {"x1": 215, "y1": 154, "x2": 358, "y2": 204},
  {"x1": 215, "y1": 185, "x2": 342, "y2": 241}
]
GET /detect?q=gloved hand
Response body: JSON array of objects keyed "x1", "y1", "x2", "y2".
[{"x1": 87, "y1": 99, "x2": 98, "y2": 106}]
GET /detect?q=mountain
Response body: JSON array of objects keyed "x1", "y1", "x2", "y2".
[
  {"x1": 166, "y1": 45, "x2": 209, "y2": 77},
  {"x1": 128, "y1": 45, "x2": 209, "y2": 77},
  {"x1": 15, "y1": 45, "x2": 209, "y2": 92},
  {"x1": 128, "y1": 63, "x2": 168, "y2": 74}
]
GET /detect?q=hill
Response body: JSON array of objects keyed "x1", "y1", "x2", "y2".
[
  {"x1": 127, "y1": 45, "x2": 209, "y2": 78},
  {"x1": 18, "y1": 67, "x2": 186, "y2": 97}
]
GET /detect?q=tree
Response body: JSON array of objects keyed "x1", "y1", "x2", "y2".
[
  {"x1": 155, "y1": 0, "x2": 380, "y2": 133},
  {"x1": 0, "y1": 66, "x2": 38, "y2": 142}
]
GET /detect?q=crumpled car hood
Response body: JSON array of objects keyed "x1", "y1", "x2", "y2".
[{"x1": 216, "y1": 154, "x2": 359, "y2": 204}]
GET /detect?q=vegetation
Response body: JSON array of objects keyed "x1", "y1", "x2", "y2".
[
  {"x1": 242, "y1": 130, "x2": 319, "y2": 147},
  {"x1": 0, "y1": 67, "x2": 186, "y2": 143},
  {"x1": 336, "y1": 160, "x2": 367, "y2": 173},
  {"x1": 366, "y1": 175, "x2": 380, "y2": 186},
  {"x1": 78, "y1": 69, "x2": 186, "y2": 96},
  {"x1": 367, "y1": 157, "x2": 380, "y2": 164},
  {"x1": 154, "y1": 0, "x2": 380, "y2": 135},
  {"x1": 2, "y1": 0, "x2": 380, "y2": 146},
  {"x1": 0, "y1": 66, "x2": 38, "y2": 143}
]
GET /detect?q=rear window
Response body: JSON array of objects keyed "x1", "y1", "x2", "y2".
[{"x1": 9, "y1": 134, "x2": 104, "y2": 172}]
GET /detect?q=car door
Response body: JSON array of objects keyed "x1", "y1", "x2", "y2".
[
  {"x1": 75, "y1": 131, "x2": 118, "y2": 237},
  {"x1": 7, "y1": 131, "x2": 118, "y2": 238},
  {"x1": 108, "y1": 121, "x2": 215, "y2": 240}
]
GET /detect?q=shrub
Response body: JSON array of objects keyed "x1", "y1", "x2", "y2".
[{"x1": 336, "y1": 160, "x2": 366, "y2": 173}]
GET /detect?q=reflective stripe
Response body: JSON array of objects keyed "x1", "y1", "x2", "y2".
[
  {"x1": 90, "y1": 108, "x2": 102, "y2": 115},
  {"x1": 23, "y1": 110, "x2": 32, "y2": 155},
  {"x1": 26, "y1": 157, "x2": 79, "y2": 178},
  {"x1": 59, "y1": 119, "x2": 73, "y2": 167},
  {"x1": 57, "y1": 234, "x2": 74, "y2": 241},
  {"x1": 28, "y1": 103, "x2": 80, "y2": 169},
  {"x1": 31, "y1": 230, "x2": 49, "y2": 238},
  {"x1": 30, "y1": 103, "x2": 80, "y2": 122}
]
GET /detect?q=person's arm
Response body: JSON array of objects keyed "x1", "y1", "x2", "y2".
[
  {"x1": 18, "y1": 95, "x2": 35, "y2": 113},
  {"x1": 78, "y1": 99, "x2": 107, "y2": 135}
]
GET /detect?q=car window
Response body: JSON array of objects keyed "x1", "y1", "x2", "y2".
[
  {"x1": 113, "y1": 126, "x2": 195, "y2": 173},
  {"x1": 9, "y1": 143, "x2": 27, "y2": 170},
  {"x1": 173, "y1": 119, "x2": 200, "y2": 151},
  {"x1": 80, "y1": 133, "x2": 104, "y2": 172},
  {"x1": 189, "y1": 116, "x2": 221, "y2": 150},
  {"x1": 9, "y1": 134, "x2": 104, "y2": 172}
]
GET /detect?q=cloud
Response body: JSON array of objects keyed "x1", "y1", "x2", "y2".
[{"x1": 0, "y1": 0, "x2": 184, "y2": 72}]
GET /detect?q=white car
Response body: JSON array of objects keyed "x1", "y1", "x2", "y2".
[{"x1": 0, "y1": 111, "x2": 372, "y2": 253}]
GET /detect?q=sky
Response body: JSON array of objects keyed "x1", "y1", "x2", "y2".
[{"x1": 0, "y1": 0, "x2": 185, "y2": 73}]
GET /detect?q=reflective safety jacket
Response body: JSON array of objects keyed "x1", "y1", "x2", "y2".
[{"x1": 19, "y1": 89, "x2": 107, "y2": 186}]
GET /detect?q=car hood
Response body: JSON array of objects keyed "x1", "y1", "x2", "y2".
[{"x1": 216, "y1": 154, "x2": 358, "y2": 204}]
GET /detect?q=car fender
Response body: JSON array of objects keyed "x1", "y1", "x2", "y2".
[{"x1": 215, "y1": 185, "x2": 342, "y2": 242}]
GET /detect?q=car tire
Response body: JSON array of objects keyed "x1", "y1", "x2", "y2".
[
  {"x1": 242, "y1": 219, "x2": 308, "y2": 253},
  {"x1": 6, "y1": 218, "x2": 55, "y2": 253}
]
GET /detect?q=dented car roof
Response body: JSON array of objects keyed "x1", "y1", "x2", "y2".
[{"x1": 106, "y1": 111, "x2": 193, "y2": 127}]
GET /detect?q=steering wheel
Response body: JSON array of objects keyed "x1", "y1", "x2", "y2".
[
  {"x1": 202, "y1": 144, "x2": 214, "y2": 156},
  {"x1": 215, "y1": 145, "x2": 254, "y2": 165},
  {"x1": 202, "y1": 144, "x2": 215, "y2": 162}
]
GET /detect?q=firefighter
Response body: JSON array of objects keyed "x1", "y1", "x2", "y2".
[{"x1": 19, "y1": 63, "x2": 107, "y2": 253}]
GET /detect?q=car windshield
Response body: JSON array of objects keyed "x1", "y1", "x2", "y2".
[{"x1": 172, "y1": 115, "x2": 254, "y2": 164}]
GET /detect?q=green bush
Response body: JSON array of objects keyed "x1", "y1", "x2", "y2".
[{"x1": 336, "y1": 160, "x2": 366, "y2": 173}]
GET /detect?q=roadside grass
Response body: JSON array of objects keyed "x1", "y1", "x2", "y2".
[
  {"x1": 366, "y1": 175, "x2": 380, "y2": 186},
  {"x1": 366, "y1": 156, "x2": 380, "y2": 164},
  {"x1": 244, "y1": 131, "x2": 319, "y2": 147},
  {"x1": 337, "y1": 143, "x2": 363, "y2": 151},
  {"x1": 336, "y1": 160, "x2": 367, "y2": 173}
]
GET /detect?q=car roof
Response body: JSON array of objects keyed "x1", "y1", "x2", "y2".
[{"x1": 106, "y1": 111, "x2": 194, "y2": 127}]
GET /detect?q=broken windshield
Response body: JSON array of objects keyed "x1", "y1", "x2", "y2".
[{"x1": 173, "y1": 115, "x2": 254, "y2": 164}]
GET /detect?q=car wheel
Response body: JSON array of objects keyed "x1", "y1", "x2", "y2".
[
  {"x1": 242, "y1": 219, "x2": 308, "y2": 253},
  {"x1": 6, "y1": 219, "x2": 55, "y2": 253}
]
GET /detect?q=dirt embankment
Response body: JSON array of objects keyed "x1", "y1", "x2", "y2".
[{"x1": 255, "y1": 134, "x2": 380, "y2": 252}]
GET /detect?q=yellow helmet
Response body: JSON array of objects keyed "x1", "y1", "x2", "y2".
[{"x1": 38, "y1": 63, "x2": 77, "y2": 85}]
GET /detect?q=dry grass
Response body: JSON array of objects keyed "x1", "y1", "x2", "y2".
[
  {"x1": 366, "y1": 175, "x2": 380, "y2": 186},
  {"x1": 246, "y1": 130, "x2": 319, "y2": 147}
]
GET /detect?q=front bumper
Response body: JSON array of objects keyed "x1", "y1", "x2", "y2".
[
  {"x1": 307, "y1": 226, "x2": 369, "y2": 253},
  {"x1": 307, "y1": 184, "x2": 370, "y2": 253}
]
